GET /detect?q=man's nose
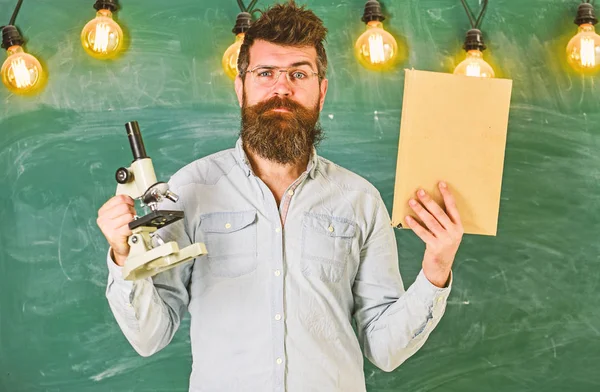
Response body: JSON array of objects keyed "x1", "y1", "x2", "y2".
[{"x1": 272, "y1": 71, "x2": 292, "y2": 96}]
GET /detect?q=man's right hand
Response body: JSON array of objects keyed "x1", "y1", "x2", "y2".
[{"x1": 97, "y1": 195, "x2": 136, "y2": 267}]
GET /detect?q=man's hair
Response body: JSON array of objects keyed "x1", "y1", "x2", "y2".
[{"x1": 237, "y1": 1, "x2": 328, "y2": 80}]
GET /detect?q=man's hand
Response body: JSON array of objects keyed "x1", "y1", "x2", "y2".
[
  {"x1": 405, "y1": 181, "x2": 464, "y2": 288},
  {"x1": 97, "y1": 195, "x2": 136, "y2": 267}
]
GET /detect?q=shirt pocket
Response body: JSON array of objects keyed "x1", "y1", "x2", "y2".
[
  {"x1": 300, "y1": 213, "x2": 356, "y2": 283},
  {"x1": 199, "y1": 210, "x2": 258, "y2": 278}
]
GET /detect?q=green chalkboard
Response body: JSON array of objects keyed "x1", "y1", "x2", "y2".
[{"x1": 1, "y1": 0, "x2": 600, "y2": 391}]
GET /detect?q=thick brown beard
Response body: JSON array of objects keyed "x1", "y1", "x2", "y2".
[{"x1": 240, "y1": 93, "x2": 324, "y2": 165}]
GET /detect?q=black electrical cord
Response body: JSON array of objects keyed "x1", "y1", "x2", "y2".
[
  {"x1": 247, "y1": 0, "x2": 259, "y2": 12},
  {"x1": 459, "y1": 0, "x2": 488, "y2": 29},
  {"x1": 8, "y1": 0, "x2": 23, "y2": 25},
  {"x1": 236, "y1": 0, "x2": 259, "y2": 13}
]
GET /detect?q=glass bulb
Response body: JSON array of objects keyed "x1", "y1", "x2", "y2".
[
  {"x1": 566, "y1": 23, "x2": 600, "y2": 73},
  {"x1": 1, "y1": 45, "x2": 44, "y2": 94},
  {"x1": 222, "y1": 33, "x2": 244, "y2": 80},
  {"x1": 81, "y1": 9, "x2": 124, "y2": 59},
  {"x1": 454, "y1": 49, "x2": 495, "y2": 78},
  {"x1": 354, "y1": 21, "x2": 398, "y2": 71}
]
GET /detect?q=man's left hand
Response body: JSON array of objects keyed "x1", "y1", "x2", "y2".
[{"x1": 405, "y1": 181, "x2": 464, "y2": 288}]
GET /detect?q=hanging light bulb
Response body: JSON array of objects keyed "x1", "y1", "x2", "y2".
[
  {"x1": 1, "y1": 25, "x2": 44, "y2": 94},
  {"x1": 566, "y1": 2, "x2": 600, "y2": 73},
  {"x1": 222, "y1": 12, "x2": 251, "y2": 80},
  {"x1": 454, "y1": 29, "x2": 495, "y2": 78},
  {"x1": 354, "y1": 0, "x2": 399, "y2": 71},
  {"x1": 81, "y1": 0, "x2": 124, "y2": 59}
]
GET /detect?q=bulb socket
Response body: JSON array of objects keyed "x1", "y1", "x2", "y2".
[
  {"x1": 361, "y1": 0, "x2": 385, "y2": 23},
  {"x1": 1, "y1": 25, "x2": 24, "y2": 49},
  {"x1": 574, "y1": 3, "x2": 598, "y2": 26},
  {"x1": 94, "y1": 0, "x2": 119, "y2": 12},
  {"x1": 232, "y1": 12, "x2": 252, "y2": 35},
  {"x1": 463, "y1": 28, "x2": 486, "y2": 51}
]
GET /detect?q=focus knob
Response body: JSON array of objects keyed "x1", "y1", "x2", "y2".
[{"x1": 115, "y1": 167, "x2": 132, "y2": 184}]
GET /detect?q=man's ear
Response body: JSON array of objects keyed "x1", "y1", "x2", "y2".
[
  {"x1": 318, "y1": 78, "x2": 328, "y2": 111},
  {"x1": 235, "y1": 75, "x2": 244, "y2": 108}
]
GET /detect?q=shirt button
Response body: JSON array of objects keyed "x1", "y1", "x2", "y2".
[
  {"x1": 328, "y1": 226, "x2": 334, "y2": 233},
  {"x1": 275, "y1": 314, "x2": 282, "y2": 321},
  {"x1": 274, "y1": 269, "x2": 281, "y2": 277},
  {"x1": 287, "y1": 189, "x2": 294, "y2": 196},
  {"x1": 275, "y1": 227, "x2": 281, "y2": 233},
  {"x1": 225, "y1": 223, "x2": 231, "y2": 229},
  {"x1": 276, "y1": 358, "x2": 283, "y2": 365}
]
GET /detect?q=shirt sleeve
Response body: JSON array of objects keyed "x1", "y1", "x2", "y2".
[
  {"x1": 105, "y1": 188, "x2": 194, "y2": 357},
  {"x1": 352, "y1": 196, "x2": 452, "y2": 372}
]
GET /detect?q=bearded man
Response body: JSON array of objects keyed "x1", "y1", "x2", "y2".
[{"x1": 97, "y1": 2, "x2": 464, "y2": 391}]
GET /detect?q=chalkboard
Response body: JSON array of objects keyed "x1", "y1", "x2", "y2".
[{"x1": 1, "y1": 0, "x2": 599, "y2": 391}]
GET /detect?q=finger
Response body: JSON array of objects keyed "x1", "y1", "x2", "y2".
[
  {"x1": 110, "y1": 223, "x2": 133, "y2": 247},
  {"x1": 111, "y1": 213, "x2": 135, "y2": 230},
  {"x1": 99, "y1": 195, "x2": 132, "y2": 212},
  {"x1": 416, "y1": 189, "x2": 453, "y2": 230},
  {"x1": 99, "y1": 195, "x2": 135, "y2": 215},
  {"x1": 115, "y1": 223, "x2": 133, "y2": 238},
  {"x1": 98, "y1": 196, "x2": 134, "y2": 217},
  {"x1": 99, "y1": 202, "x2": 136, "y2": 220},
  {"x1": 439, "y1": 182, "x2": 463, "y2": 227},
  {"x1": 107, "y1": 226, "x2": 133, "y2": 247},
  {"x1": 405, "y1": 215, "x2": 435, "y2": 243},
  {"x1": 409, "y1": 198, "x2": 445, "y2": 237},
  {"x1": 98, "y1": 212, "x2": 135, "y2": 234}
]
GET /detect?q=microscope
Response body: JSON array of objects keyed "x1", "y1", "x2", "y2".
[{"x1": 115, "y1": 121, "x2": 207, "y2": 280}]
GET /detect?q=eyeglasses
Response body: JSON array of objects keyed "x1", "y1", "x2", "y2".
[{"x1": 244, "y1": 65, "x2": 319, "y2": 88}]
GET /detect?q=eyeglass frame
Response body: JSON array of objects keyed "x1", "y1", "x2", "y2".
[{"x1": 241, "y1": 64, "x2": 321, "y2": 88}]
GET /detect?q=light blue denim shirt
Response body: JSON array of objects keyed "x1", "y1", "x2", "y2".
[{"x1": 106, "y1": 138, "x2": 452, "y2": 392}]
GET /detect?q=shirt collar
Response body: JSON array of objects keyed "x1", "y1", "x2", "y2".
[
  {"x1": 234, "y1": 137, "x2": 319, "y2": 179},
  {"x1": 235, "y1": 137, "x2": 253, "y2": 177}
]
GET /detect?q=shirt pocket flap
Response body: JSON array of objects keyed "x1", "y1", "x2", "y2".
[
  {"x1": 200, "y1": 210, "x2": 257, "y2": 234},
  {"x1": 303, "y1": 213, "x2": 356, "y2": 238}
]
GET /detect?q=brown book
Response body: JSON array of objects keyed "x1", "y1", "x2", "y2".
[{"x1": 392, "y1": 69, "x2": 513, "y2": 236}]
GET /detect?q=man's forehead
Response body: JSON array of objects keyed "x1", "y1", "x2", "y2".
[{"x1": 248, "y1": 40, "x2": 318, "y2": 68}]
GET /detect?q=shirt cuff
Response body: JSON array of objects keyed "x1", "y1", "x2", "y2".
[
  {"x1": 106, "y1": 248, "x2": 133, "y2": 290},
  {"x1": 412, "y1": 269, "x2": 452, "y2": 316}
]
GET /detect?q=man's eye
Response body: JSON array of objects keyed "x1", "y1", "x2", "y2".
[
  {"x1": 257, "y1": 70, "x2": 273, "y2": 77},
  {"x1": 291, "y1": 71, "x2": 307, "y2": 79}
]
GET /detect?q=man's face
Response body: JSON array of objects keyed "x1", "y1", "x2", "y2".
[{"x1": 235, "y1": 40, "x2": 328, "y2": 165}]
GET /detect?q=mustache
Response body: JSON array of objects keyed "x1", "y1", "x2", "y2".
[{"x1": 250, "y1": 96, "x2": 306, "y2": 114}]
